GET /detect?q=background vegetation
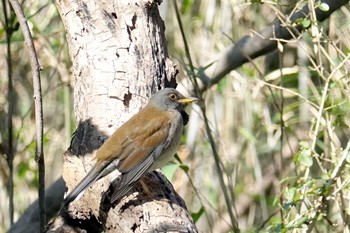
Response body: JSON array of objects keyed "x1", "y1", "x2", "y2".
[{"x1": 1, "y1": 0, "x2": 350, "y2": 232}]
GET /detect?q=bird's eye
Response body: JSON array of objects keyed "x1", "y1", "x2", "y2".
[{"x1": 169, "y1": 93, "x2": 177, "y2": 100}]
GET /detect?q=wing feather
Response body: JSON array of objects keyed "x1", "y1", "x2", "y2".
[
  {"x1": 89, "y1": 105, "x2": 173, "y2": 203},
  {"x1": 110, "y1": 152, "x2": 155, "y2": 203}
]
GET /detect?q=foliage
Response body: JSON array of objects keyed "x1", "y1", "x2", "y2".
[
  {"x1": 0, "y1": 0, "x2": 72, "y2": 231},
  {"x1": 163, "y1": 0, "x2": 350, "y2": 232},
  {"x1": 1, "y1": 0, "x2": 350, "y2": 232}
]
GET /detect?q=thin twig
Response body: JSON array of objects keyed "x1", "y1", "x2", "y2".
[
  {"x1": 173, "y1": 0, "x2": 240, "y2": 232},
  {"x1": 2, "y1": 0, "x2": 14, "y2": 226},
  {"x1": 8, "y1": 0, "x2": 45, "y2": 232},
  {"x1": 257, "y1": 80, "x2": 319, "y2": 109},
  {"x1": 308, "y1": 54, "x2": 350, "y2": 177},
  {"x1": 199, "y1": 0, "x2": 349, "y2": 93},
  {"x1": 331, "y1": 142, "x2": 350, "y2": 180}
]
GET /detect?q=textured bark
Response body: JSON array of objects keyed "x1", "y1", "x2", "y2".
[{"x1": 48, "y1": 0, "x2": 196, "y2": 232}]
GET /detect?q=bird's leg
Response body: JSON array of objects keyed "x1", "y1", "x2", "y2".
[
  {"x1": 139, "y1": 177, "x2": 154, "y2": 199},
  {"x1": 138, "y1": 171, "x2": 173, "y2": 201}
]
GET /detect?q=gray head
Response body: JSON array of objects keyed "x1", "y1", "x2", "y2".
[{"x1": 150, "y1": 88, "x2": 197, "y2": 111}]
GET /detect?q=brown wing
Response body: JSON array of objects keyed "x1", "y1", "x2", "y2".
[{"x1": 94, "y1": 105, "x2": 171, "y2": 173}]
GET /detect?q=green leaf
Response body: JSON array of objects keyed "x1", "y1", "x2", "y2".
[
  {"x1": 299, "y1": 141, "x2": 309, "y2": 148},
  {"x1": 181, "y1": 0, "x2": 193, "y2": 14},
  {"x1": 319, "y1": 3, "x2": 329, "y2": 12},
  {"x1": 294, "y1": 216, "x2": 310, "y2": 227},
  {"x1": 239, "y1": 128, "x2": 258, "y2": 144},
  {"x1": 174, "y1": 153, "x2": 183, "y2": 164},
  {"x1": 316, "y1": 213, "x2": 324, "y2": 221},
  {"x1": 282, "y1": 202, "x2": 294, "y2": 209},
  {"x1": 162, "y1": 163, "x2": 179, "y2": 181},
  {"x1": 0, "y1": 28, "x2": 5, "y2": 38},
  {"x1": 191, "y1": 206, "x2": 205, "y2": 223},
  {"x1": 294, "y1": 18, "x2": 311, "y2": 29},
  {"x1": 299, "y1": 152, "x2": 313, "y2": 167},
  {"x1": 274, "y1": 223, "x2": 283, "y2": 232},
  {"x1": 268, "y1": 216, "x2": 284, "y2": 232},
  {"x1": 284, "y1": 187, "x2": 296, "y2": 201},
  {"x1": 301, "y1": 19, "x2": 311, "y2": 29},
  {"x1": 179, "y1": 164, "x2": 189, "y2": 173},
  {"x1": 294, "y1": 141, "x2": 313, "y2": 167}
]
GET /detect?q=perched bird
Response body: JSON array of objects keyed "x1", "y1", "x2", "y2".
[{"x1": 63, "y1": 88, "x2": 197, "y2": 206}]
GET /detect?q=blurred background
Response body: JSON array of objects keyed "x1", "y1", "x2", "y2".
[{"x1": 1, "y1": 0, "x2": 350, "y2": 232}]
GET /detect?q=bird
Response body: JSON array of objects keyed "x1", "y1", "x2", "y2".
[{"x1": 62, "y1": 88, "x2": 198, "y2": 206}]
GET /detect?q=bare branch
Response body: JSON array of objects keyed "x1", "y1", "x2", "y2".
[
  {"x1": 8, "y1": 0, "x2": 45, "y2": 231},
  {"x1": 200, "y1": 0, "x2": 349, "y2": 92},
  {"x1": 2, "y1": 0, "x2": 15, "y2": 225}
]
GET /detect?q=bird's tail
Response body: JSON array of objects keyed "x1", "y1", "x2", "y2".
[{"x1": 62, "y1": 161, "x2": 109, "y2": 207}]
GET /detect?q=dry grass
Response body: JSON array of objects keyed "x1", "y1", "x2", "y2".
[{"x1": 1, "y1": 0, "x2": 350, "y2": 232}]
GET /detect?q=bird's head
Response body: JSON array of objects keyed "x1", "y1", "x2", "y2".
[{"x1": 151, "y1": 88, "x2": 198, "y2": 111}]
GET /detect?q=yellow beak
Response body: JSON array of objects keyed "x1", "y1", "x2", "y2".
[{"x1": 178, "y1": 97, "x2": 199, "y2": 104}]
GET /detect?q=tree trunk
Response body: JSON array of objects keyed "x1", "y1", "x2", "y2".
[{"x1": 48, "y1": 0, "x2": 197, "y2": 232}]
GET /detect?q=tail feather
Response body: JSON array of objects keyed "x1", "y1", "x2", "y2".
[{"x1": 62, "y1": 162, "x2": 106, "y2": 207}]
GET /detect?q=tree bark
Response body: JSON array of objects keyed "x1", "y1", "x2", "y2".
[{"x1": 47, "y1": 0, "x2": 197, "y2": 232}]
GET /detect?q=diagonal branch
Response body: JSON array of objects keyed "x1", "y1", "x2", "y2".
[{"x1": 200, "y1": 0, "x2": 349, "y2": 92}]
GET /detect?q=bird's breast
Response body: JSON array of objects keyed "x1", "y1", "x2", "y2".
[{"x1": 149, "y1": 110, "x2": 183, "y2": 170}]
